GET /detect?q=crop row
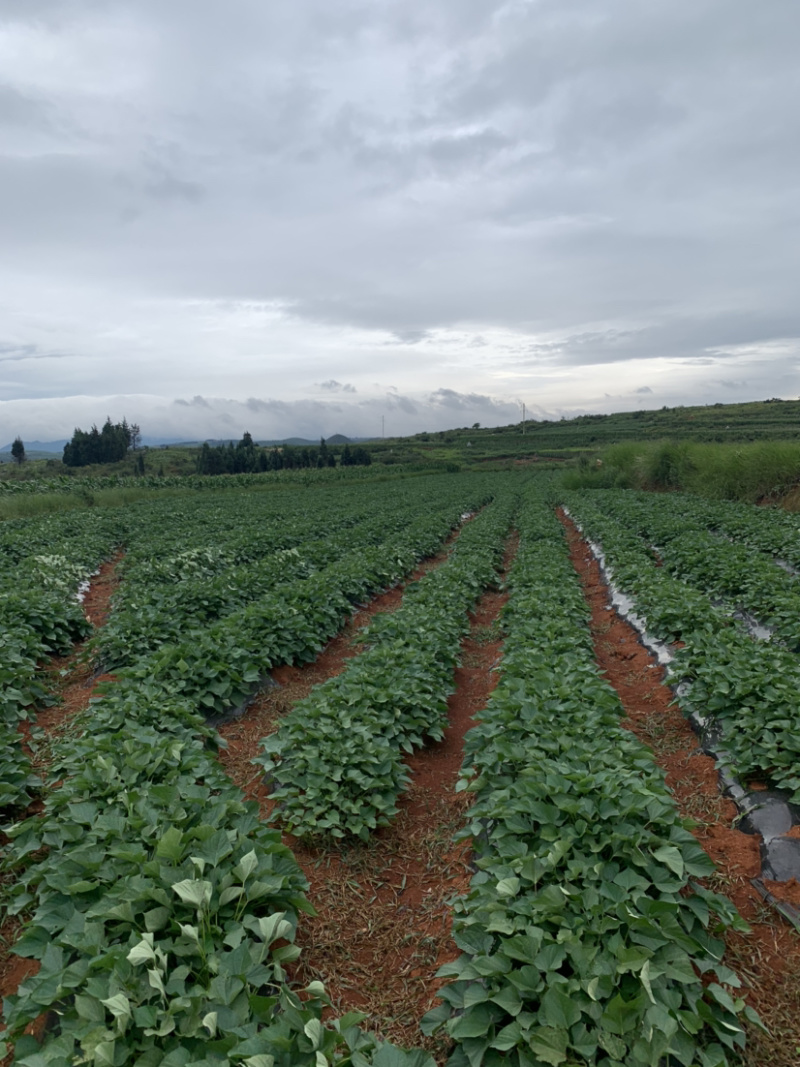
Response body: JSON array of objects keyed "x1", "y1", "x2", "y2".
[
  {"x1": 0, "y1": 461, "x2": 417, "y2": 498},
  {"x1": 0, "y1": 511, "x2": 127, "y2": 811},
  {"x1": 259, "y1": 489, "x2": 518, "y2": 840},
  {"x1": 113, "y1": 485, "x2": 497, "y2": 717},
  {"x1": 1, "y1": 687, "x2": 432, "y2": 1066},
  {"x1": 423, "y1": 487, "x2": 756, "y2": 1067},
  {"x1": 0, "y1": 509, "x2": 129, "y2": 571},
  {"x1": 1, "y1": 476, "x2": 506, "y2": 1064},
  {"x1": 579, "y1": 489, "x2": 800, "y2": 647},
  {"x1": 564, "y1": 490, "x2": 800, "y2": 800},
  {"x1": 96, "y1": 480, "x2": 464, "y2": 671},
  {"x1": 613, "y1": 489, "x2": 800, "y2": 571}
]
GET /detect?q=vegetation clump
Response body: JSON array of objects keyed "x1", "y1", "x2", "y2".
[
  {"x1": 63, "y1": 417, "x2": 140, "y2": 467},
  {"x1": 195, "y1": 434, "x2": 371, "y2": 475}
]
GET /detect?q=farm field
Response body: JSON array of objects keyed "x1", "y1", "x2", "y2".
[{"x1": 1, "y1": 469, "x2": 800, "y2": 1066}]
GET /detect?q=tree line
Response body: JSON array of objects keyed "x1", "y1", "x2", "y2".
[
  {"x1": 63, "y1": 418, "x2": 141, "y2": 467},
  {"x1": 195, "y1": 434, "x2": 372, "y2": 475},
  {"x1": 7, "y1": 423, "x2": 372, "y2": 475}
]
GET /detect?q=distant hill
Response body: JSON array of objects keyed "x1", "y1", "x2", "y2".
[
  {"x1": 0, "y1": 439, "x2": 68, "y2": 453},
  {"x1": 387, "y1": 397, "x2": 800, "y2": 457},
  {"x1": 0, "y1": 435, "x2": 186, "y2": 454},
  {"x1": 193, "y1": 435, "x2": 359, "y2": 447},
  {"x1": 257, "y1": 435, "x2": 356, "y2": 446}
]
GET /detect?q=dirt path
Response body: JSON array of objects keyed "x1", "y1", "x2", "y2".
[
  {"x1": 559, "y1": 512, "x2": 800, "y2": 1067},
  {"x1": 219, "y1": 535, "x2": 518, "y2": 1055},
  {"x1": 0, "y1": 551, "x2": 122, "y2": 1038}
]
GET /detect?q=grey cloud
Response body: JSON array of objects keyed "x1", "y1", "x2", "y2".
[
  {"x1": 426, "y1": 129, "x2": 511, "y2": 167},
  {"x1": 1, "y1": 0, "x2": 799, "y2": 420},
  {"x1": 635, "y1": 386, "x2": 652, "y2": 395},
  {"x1": 384, "y1": 392, "x2": 418, "y2": 416},
  {"x1": 0, "y1": 343, "x2": 73, "y2": 363},
  {"x1": 0, "y1": 0, "x2": 100, "y2": 16},
  {"x1": 430, "y1": 388, "x2": 476, "y2": 410},
  {"x1": 143, "y1": 161, "x2": 204, "y2": 204},
  {"x1": 0, "y1": 84, "x2": 53, "y2": 130},
  {"x1": 318, "y1": 379, "x2": 357, "y2": 393},
  {"x1": 245, "y1": 397, "x2": 291, "y2": 415},
  {"x1": 428, "y1": 388, "x2": 519, "y2": 419},
  {"x1": 390, "y1": 330, "x2": 429, "y2": 345},
  {"x1": 329, "y1": 113, "x2": 515, "y2": 186},
  {"x1": 520, "y1": 313, "x2": 800, "y2": 369},
  {"x1": 0, "y1": 343, "x2": 39, "y2": 360}
]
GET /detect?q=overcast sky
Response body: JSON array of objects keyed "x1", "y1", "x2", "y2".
[{"x1": 1, "y1": 0, "x2": 799, "y2": 442}]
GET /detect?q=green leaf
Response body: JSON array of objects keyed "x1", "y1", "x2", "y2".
[
  {"x1": 101, "y1": 992, "x2": 131, "y2": 1017},
  {"x1": 450, "y1": 1004, "x2": 495, "y2": 1040},
  {"x1": 490, "y1": 984, "x2": 522, "y2": 1016},
  {"x1": 144, "y1": 906, "x2": 171, "y2": 932},
  {"x1": 526, "y1": 1026, "x2": 568, "y2": 1066},
  {"x1": 597, "y1": 1028, "x2": 628, "y2": 1060},
  {"x1": 491, "y1": 1021, "x2": 521, "y2": 1051},
  {"x1": 171, "y1": 878, "x2": 213, "y2": 909},
  {"x1": 252, "y1": 912, "x2": 292, "y2": 944},
  {"x1": 601, "y1": 993, "x2": 643, "y2": 1036},
  {"x1": 706, "y1": 983, "x2": 738, "y2": 1015},
  {"x1": 372, "y1": 1044, "x2": 435, "y2": 1067},
  {"x1": 420, "y1": 1002, "x2": 451, "y2": 1036},
  {"x1": 304, "y1": 1017, "x2": 324, "y2": 1050},
  {"x1": 156, "y1": 826, "x2": 184, "y2": 861},
  {"x1": 74, "y1": 994, "x2": 106, "y2": 1023},
  {"x1": 539, "y1": 986, "x2": 581, "y2": 1030},
  {"x1": 95, "y1": 1039, "x2": 117, "y2": 1067},
  {"x1": 653, "y1": 845, "x2": 685, "y2": 878},
  {"x1": 237, "y1": 849, "x2": 259, "y2": 881},
  {"x1": 127, "y1": 934, "x2": 156, "y2": 965},
  {"x1": 148, "y1": 968, "x2": 167, "y2": 998}
]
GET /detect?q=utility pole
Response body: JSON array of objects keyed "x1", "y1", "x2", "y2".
[{"x1": 522, "y1": 403, "x2": 526, "y2": 434}]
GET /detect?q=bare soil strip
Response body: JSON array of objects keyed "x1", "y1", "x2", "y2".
[
  {"x1": 219, "y1": 534, "x2": 518, "y2": 1055},
  {"x1": 560, "y1": 513, "x2": 800, "y2": 1067},
  {"x1": 0, "y1": 551, "x2": 122, "y2": 1041}
]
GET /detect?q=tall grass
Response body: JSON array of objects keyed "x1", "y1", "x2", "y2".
[
  {"x1": 563, "y1": 439, "x2": 800, "y2": 504},
  {"x1": 0, "y1": 487, "x2": 195, "y2": 522}
]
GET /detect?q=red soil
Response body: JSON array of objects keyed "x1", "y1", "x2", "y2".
[{"x1": 559, "y1": 512, "x2": 800, "y2": 1065}]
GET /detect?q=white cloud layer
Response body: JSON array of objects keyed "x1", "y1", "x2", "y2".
[{"x1": 1, "y1": 1, "x2": 799, "y2": 440}]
